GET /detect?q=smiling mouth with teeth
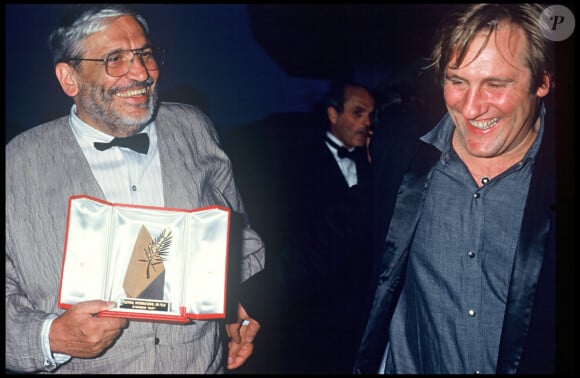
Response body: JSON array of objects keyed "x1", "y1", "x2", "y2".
[
  {"x1": 469, "y1": 117, "x2": 500, "y2": 130},
  {"x1": 116, "y1": 87, "x2": 148, "y2": 98}
]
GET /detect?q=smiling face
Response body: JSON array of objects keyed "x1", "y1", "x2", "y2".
[
  {"x1": 444, "y1": 21, "x2": 550, "y2": 161},
  {"x1": 55, "y1": 15, "x2": 159, "y2": 137}
]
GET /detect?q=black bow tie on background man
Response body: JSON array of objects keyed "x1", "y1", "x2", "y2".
[
  {"x1": 94, "y1": 133, "x2": 150, "y2": 154},
  {"x1": 325, "y1": 137, "x2": 360, "y2": 161},
  {"x1": 325, "y1": 136, "x2": 370, "y2": 186}
]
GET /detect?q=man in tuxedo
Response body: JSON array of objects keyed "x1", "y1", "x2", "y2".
[{"x1": 239, "y1": 81, "x2": 376, "y2": 373}]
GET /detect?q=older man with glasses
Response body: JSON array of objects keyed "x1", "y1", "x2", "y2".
[{"x1": 5, "y1": 4, "x2": 265, "y2": 374}]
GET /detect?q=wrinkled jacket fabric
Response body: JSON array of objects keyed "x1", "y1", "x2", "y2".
[{"x1": 5, "y1": 102, "x2": 265, "y2": 373}]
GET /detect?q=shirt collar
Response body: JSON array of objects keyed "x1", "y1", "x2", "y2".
[
  {"x1": 325, "y1": 131, "x2": 354, "y2": 152},
  {"x1": 68, "y1": 104, "x2": 155, "y2": 149}
]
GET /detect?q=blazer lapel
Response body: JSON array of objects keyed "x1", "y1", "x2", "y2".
[{"x1": 496, "y1": 115, "x2": 556, "y2": 374}]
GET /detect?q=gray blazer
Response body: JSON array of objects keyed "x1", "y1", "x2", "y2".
[{"x1": 5, "y1": 102, "x2": 266, "y2": 373}]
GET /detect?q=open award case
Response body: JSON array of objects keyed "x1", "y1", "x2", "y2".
[{"x1": 58, "y1": 194, "x2": 231, "y2": 323}]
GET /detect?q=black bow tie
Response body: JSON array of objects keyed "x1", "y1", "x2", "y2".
[
  {"x1": 94, "y1": 133, "x2": 149, "y2": 154},
  {"x1": 326, "y1": 136, "x2": 370, "y2": 187},
  {"x1": 325, "y1": 137, "x2": 357, "y2": 160}
]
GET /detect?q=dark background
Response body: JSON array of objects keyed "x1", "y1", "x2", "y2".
[
  {"x1": 5, "y1": 3, "x2": 575, "y2": 374},
  {"x1": 5, "y1": 3, "x2": 453, "y2": 142}
]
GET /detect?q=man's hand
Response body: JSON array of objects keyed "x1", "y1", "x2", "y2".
[
  {"x1": 50, "y1": 300, "x2": 128, "y2": 358},
  {"x1": 225, "y1": 303, "x2": 260, "y2": 370}
]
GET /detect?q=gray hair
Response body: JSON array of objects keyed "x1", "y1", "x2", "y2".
[{"x1": 48, "y1": 4, "x2": 150, "y2": 66}]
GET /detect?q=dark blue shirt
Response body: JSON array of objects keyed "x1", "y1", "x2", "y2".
[{"x1": 381, "y1": 108, "x2": 545, "y2": 374}]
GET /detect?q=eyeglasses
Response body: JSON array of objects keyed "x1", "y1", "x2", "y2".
[{"x1": 67, "y1": 47, "x2": 165, "y2": 77}]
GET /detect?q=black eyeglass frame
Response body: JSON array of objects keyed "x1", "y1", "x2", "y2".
[{"x1": 66, "y1": 46, "x2": 165, "y2": 77}]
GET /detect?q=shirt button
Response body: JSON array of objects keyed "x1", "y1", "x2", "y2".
[
  {"x1": 468, "y1": 251, "x2": 476, "y2": 258},
  {"x1": 132, "y1": 185, "x2": 137, "y2": 191},
  {"x1": 155, "y1": 337, "x2": 160, "y2": 345},
  {"x1": 468, "y1": 309, "x2": 476, "y2": 317},
  {"x1": 473, "y1": 192, "x2": 480, "y2": 199}
]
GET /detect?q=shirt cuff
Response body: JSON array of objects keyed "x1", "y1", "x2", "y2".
[{"x1": 42, "y1": 314, "x2": 72, "y2": 370}]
